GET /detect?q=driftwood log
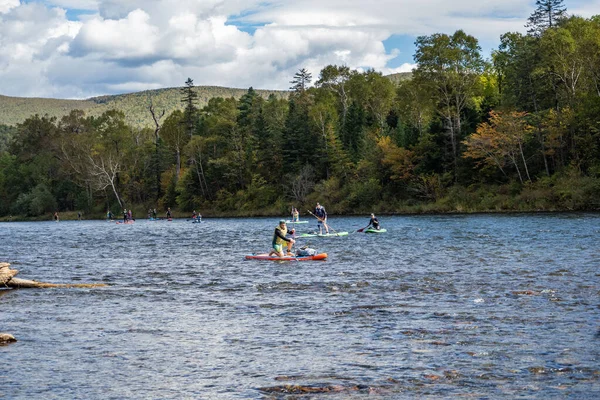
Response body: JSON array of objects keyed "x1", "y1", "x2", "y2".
[
  {"x1": 1, "y1": 263, "x2": 106, "y2": 346},
  {"x1": 0, "y1": 262, "x2": 107, "y2": 289}
]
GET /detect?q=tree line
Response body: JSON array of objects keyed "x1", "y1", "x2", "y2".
[{"x1": 1, "y1": 0, "x2": 599, "y2": 219}]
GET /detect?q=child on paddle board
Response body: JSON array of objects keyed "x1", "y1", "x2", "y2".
[
  {"x1": 269, "y1": 220, "x2": 296, "y2": 257},
  {"x1": 314, "y1": 203, "x2": 329, "y2": 234}
]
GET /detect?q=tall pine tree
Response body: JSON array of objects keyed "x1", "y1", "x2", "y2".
[
  {"x1": 180, "y1": 78, "x2": 198, "y2": 137},
  {"x1": 290, "y1": 68, "x2": 312, "y2": 92},
  {"x1": 526, "y1": 0, "x2": 567, "y2": 36}
]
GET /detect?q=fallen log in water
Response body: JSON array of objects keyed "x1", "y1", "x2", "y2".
[
  {"x1": 0, "y1": 262, "x2": 107, "y2": 289},
  {"x1": 0, "y1": 262, "x2": 18, "y2": 285},
  {"x1": 6, "y1": 277, "x2": 107, "y2": 289}
]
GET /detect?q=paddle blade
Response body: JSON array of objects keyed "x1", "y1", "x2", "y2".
[{"x1": 357, "y1": 228, "x2": 365, "y2": 232}]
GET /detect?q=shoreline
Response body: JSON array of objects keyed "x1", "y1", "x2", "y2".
[{"x1": 1, "y1": 208, "x2": 599, "y2": 223}]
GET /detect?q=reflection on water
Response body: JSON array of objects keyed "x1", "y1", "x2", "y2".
[{"x1": 1, "y1": 214, "x2": 599, "y2": 399}]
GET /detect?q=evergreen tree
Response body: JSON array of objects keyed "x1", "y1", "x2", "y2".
[
  {"x1": 290, "y1": 68, "x2": 312, "y2": 92},
  {"x1": 343, "y1": 101, "x2": 367, "y2": 162},
  {"x1": 256, "y1": 95, "x2": 286, "y2": 183},
  {"x1": 180, "y1": 78, "x2": 198, "y2": 137},
  {"x1": 527, "y1": 0, "x2": 567, "y2": 36}
]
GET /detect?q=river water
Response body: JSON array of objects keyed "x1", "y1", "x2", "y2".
[{"x1": 1, "y1": 214, "x2": 599, "y2": 399}]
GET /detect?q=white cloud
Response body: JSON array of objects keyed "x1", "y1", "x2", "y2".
[
  {"x1": 0, "y1": 0, "x2": 18, "y2": 14},
  {"x1": 70, "y1": 9, "x2": 159, "y2": 60},
  {"x1": 45, "y1": 0, "x2": 98, "y2": 11},
  {"x1": 0, "y1": 0, "x2": 544, "y2": 99}
]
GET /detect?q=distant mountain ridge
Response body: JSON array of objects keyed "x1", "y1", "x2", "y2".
[
  {"x1": 0, "y1": 86, "x2": 289, "y2": 128},
  {"x1": 0, "y1": 73, "x2": 412, "y2": 128}
]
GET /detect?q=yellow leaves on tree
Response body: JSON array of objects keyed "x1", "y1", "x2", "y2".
[
  {"x1": 463, "y1": 111, "x2": 533, "y2": 183},
  {"x1": 377, "y1": 136, "x2": 414, "y2": 182}
]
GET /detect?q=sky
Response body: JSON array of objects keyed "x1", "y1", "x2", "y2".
[{"x1": 0, "y1": 0, "x2": 597, "y2": 99}]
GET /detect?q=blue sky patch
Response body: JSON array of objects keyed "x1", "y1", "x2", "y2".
[
  {"x1": 383, "y1": 34, "x2": 417, "y2": 67},
  {"x1": 65, "y1": 9, "x2": 96, "y2": 21}
]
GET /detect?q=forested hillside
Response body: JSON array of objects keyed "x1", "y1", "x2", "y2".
[
  {"x1": 1, "y1": 2, "x2": 599, "y2": 220},
  {"x1": 0, "y1": 86, "x2": 288, "y2": 128}
]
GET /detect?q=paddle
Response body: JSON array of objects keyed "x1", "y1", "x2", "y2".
[
  {"x1": 306, "y1": 209, "x2": 334, "y2": 234},
  {"x1": 357, "y1": 224, "x2": 371, "y2": 233}
]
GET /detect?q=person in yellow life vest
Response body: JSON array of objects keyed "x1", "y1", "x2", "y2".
[
  {"x1": 269, "y1": 220, "x2": 296, "y2": 257},
  {"x1": 291, "y1": 207, "x2": 300, "y2": 222}
]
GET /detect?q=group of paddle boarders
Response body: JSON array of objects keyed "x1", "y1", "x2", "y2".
[
  {"x1": 106, "y1": 206, "x2": 197, "y2": 222},
  {"x1": 122, "y1": 209, "x2": 134, "y2": 223},
  {"x1": 191, "y1": 210, "x2": 202, "y2": 222},
  {"x1": 268, "y1": 202, "x2": 383, "y2": 257}
]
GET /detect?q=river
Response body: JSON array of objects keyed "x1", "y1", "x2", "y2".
[{"x1": 1, "y1": 214, "x2": 599, "y2": 398}]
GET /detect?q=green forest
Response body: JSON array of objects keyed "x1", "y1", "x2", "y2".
[{"x1": 1, "y1": 1, "x2": 600, "y2": 220}]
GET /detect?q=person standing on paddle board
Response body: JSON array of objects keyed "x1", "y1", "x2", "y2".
[
  {"x1": 269, "y1": 220, "x2": 296, "y2": 257},
  {"x1": 314, "y1": 203, "x2": 329, "y2": 234},
  {"x1": 166, "y1": 207, "x2": 172, "y2": 220},
  {"x1": 123, "y1": 209, "x2": 128, "y2": 223},
  {"x1": 291, "y1": 207, "x2": 300, "y2": 222}
]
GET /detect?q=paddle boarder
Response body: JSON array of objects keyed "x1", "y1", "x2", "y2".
[
  {"x1": 291, "y1": 207, "x2": 300, "y2": 222},
  {"x1": 166, "y1": 207, "x2": 172, "y2": 220},
  {"x1": 314, "y1": 202, "x2": 329, "y2": 234},
  {"x1": 367, "y1": 213, "x2": 380, "y2": 230},
  {"x1": 269, "y1": 220, "x2": 296, "y2": 257}
]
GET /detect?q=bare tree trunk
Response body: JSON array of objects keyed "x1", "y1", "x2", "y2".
[
  {"x1": 509, "y1": 153, "x2": 524, "y2": 184},
  {"x1": 149, "y1": 103, "x2": 165, "y2": 200},
  {"x1": 175, "y1": 148, "x2": 181, "y2": 182},
  {"x1": 6, "y1": 277, "x2": 106, "y2": 289},
  {"x1": 110, "y1": 180, "x2": 124, "y2": 209},
  {"x1": 193, "y1": 160, "x2": 206, "y2": 198},
  {"x1": 536, "y1": 125, "x2": 551, "y2": 176},
  {"x1": 519, "y1": 141, "x2": 532, "y2": 182},
  {"x1": 1, "y1": 263, "x2": 106, "y2": 289},
  {"x1": 0, "y1": 263, "x2": 18, "y2": 285}
]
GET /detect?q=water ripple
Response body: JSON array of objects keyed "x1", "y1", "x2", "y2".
[{"x1": 1, "y1": 214, "x2": 599, "y2": 399}]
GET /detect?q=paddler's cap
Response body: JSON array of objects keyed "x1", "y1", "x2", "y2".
[{"x1": 279, "y1": 220, "x2": 286, "y2": 224}]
